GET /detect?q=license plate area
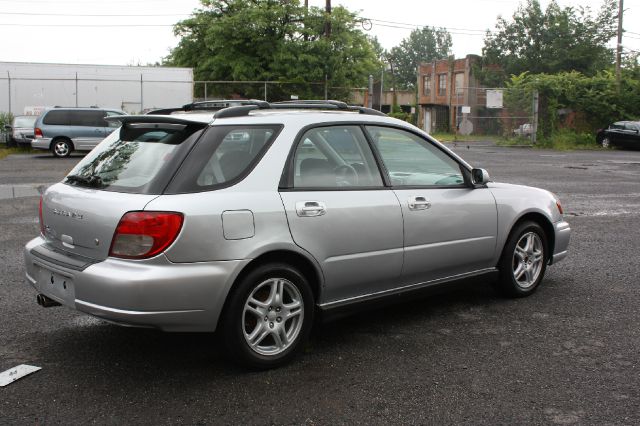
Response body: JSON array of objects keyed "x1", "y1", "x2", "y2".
[{"x1": 34, "y1": 263, "x2": 75, "y2": 305}]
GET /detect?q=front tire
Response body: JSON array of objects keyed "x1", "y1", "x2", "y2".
[
  {"x1": 601, "y1": 137, "x2": 611, "y2": 149},
  {"x1": 496, "y1": 221, "x2": 548, "y2": 298},
  {"x1": 221, "y1": 263, "x2": 314, "y2": 369},
  {"x1": 52, "y1": 138, "x2": 73, "y2": 158}
]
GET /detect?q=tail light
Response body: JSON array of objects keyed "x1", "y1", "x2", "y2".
[
  {"x1": 109, "y1": 211, "x2": 184, "y2": 259},
  {"x1": 556, "y1": 200, "x2": 564, "y2": 215},
  {"x1": 39, "y1": 195, "x2": 44, "y2": 235},
  {"x1": 34, "y1": 127, "x2": 43, "y2": 138}
]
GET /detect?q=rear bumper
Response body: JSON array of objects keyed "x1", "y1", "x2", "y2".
[
  {"x1": 31, "y1": 138, "x2": 52, "y2": 150},
  {"x1": 12, "y1": 135, "x2": 33, "y2": 145},
  {"x1": 550, "y1": 220, "x2": 571, "y2": 264},
  {"x1": 24, "y1": 237, "x2": 250, "y2": 332}
]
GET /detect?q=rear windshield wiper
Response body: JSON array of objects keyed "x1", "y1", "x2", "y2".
[{"x1": 66, "y1": 174, "x2": 104, "y2": 188}]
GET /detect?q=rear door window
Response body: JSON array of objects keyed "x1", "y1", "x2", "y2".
[
  {"x1": 68, "y1": 110, "x2": 104, "y2": 127},
  {"x1": 291, "y1": 126, "x2": 383, "y2": 188}
]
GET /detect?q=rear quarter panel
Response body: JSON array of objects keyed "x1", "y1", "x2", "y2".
[{"x1": 146, "y1": 190, "x2": 297, "y2": 263}]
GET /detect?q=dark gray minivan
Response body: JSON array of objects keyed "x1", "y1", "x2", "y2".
[{"x1": 32, "y1": 107, "x2": 126, "y2": 157}]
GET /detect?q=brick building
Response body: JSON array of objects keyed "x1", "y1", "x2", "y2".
[{"x1": 417, "y1": 54, "x2": 482, "y2": 133}]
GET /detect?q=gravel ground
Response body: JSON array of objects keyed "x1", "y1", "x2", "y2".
[{"x1": 0, "y1": 147, "x2": 638, "y2": 425}]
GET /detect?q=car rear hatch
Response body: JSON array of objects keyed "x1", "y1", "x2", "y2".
[
  {"x1": 41, "y1": 184, "x2": 160, "y2": 260},
  {"x1": 39, "y1": 116, "x2": 209, "y2": 261}
]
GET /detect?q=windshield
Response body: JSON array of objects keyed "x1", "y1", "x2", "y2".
[
  {"x1": 14, "y1": 116, "x2": 37, "y2": 128},
  {"x1": 65, "y1": 122, "x2": 205, "y2": 194}
]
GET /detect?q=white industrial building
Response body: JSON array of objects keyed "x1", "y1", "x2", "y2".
[{"x1": 0, "y1": 62, "x2": 193, "y2": 115}]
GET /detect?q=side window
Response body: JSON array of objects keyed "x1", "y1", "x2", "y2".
[
  {"x1": 195, "y1": 127, "x2": 275, "y2": 187},
  {"x1": 67, "y1": 111, "x2": 104, "y2": 127},
  {"x1": 366, "y1": 126, "x2": 465, "y2": 187},
  {"x1": 292, "y1": 126, "x2": 383, "y2": 189},
  {"x1": 42, "y1": 110, "x2": 69, "y2": 125},
  {"x1": 625, "y1": 123, "x2": 638, "y2": 132}
]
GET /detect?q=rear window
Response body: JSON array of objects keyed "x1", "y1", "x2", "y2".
[
  {"x1": 165, "y1": 125, "x2": 282, "y2": 193},
  {"x1": 65, "y1": 122, "x2": 205, "y2": 194},
  {"x1": 14, "y1": 116, "x2": 37, "y2": 128}
]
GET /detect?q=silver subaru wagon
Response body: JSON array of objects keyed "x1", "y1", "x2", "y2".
[{"x1": 24, "y1": 101, "x2": 570, "y2": 368}]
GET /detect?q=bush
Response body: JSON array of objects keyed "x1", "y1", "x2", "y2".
[
  {"x1": 0, "y1": 112, "x2": 14, "y2": 146},
  {"x1": 388, "y1": 111, "x2": 412, "y2": 123},
  {"x1": 0, "y1": 111, "x2": 13, "y2": 129}
]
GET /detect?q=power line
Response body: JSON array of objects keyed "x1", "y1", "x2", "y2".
[
  {"x1": 0, "y1": 23, "x2": 174, "y2": 27},
  {"x1": 0, "y1": 12, "x2": 191, "y2": 17},
  {"x1": 365, "y1": 18, "x2": 486, "y2": 34},
  {"x1": 365, "y1": 20, "x2": 487, "y2": 37},
  {"x1": 0, "y1": 0, "x2": 184, "y2": 2}
]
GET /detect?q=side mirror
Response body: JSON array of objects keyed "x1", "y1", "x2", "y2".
[
  {"x1": 472, "y1": 168, "x2": 490, "y2": 185},
  {"x1": 3, "y1": 125, "x2": 12, "y2": 131}
]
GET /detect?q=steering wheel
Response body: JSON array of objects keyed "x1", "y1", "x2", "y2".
[{"x1": 333, "y1": 164, "x2": 358, "y2": 186}]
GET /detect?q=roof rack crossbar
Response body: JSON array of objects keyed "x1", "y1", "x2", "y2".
[
  {"x1": 216, "y1": 100, "x2": 389, "y2": 118},
  {"x1": 146, "y1": 99, "x2": 268, "y2": 115},
  {"x1": 152, "y1": 99, "x2": 388, "y2": 119},
  {"x1": 272, "y1": 100, "x2": 349, "y2": 109}
]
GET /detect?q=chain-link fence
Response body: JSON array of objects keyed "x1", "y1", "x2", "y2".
[
  {"x1": 0, "y1": 74, "x2": 193, "y2": 115},
  {"x1": 420, "y1": 87, "x2": 537, "y2": 142},
  {"x1": 193, "y1": 80, "x2": 360, "y2": 104},
  {"x1": 0, "y1": 74, "x2": 366, "y2": 117}
]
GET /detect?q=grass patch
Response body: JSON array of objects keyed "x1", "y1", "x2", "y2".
[
  {"x1": 496, "y1": 137, "x2": 534, "y2": 147},
  {"x1": 430, "y1": 132, "x2": 502, "y2": 143},
  {"x1": 0, "y1": 145, "x2": 36, "y2": 160},
  {"x1": 537, "y1": 130, "x2": 600, "y2": 151},
  {"x1": 431, "y1": 129, "x2": 602, "y2": 150}
]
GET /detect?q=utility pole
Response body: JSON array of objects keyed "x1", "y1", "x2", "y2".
[
  {"x1": 7, "y1": 71, "x2": 11, "y2": 115},
  {"x1": 324, "y1": 0, "x2": 331, "y2": 38},
  {"x1": 616, "y1": 0, "x2": 624, "y2": 91}
]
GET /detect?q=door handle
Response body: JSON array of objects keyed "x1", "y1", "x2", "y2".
[
  {"x1": 295, "y1": 201, "x2": 327, "y2": 217},
  {"x1": 408, "y1": 196, "x2": 431, "y2": 210}
]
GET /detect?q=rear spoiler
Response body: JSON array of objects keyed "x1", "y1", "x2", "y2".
[{"x1": 105, "y1": 115, "x2": 209, "y2": 140}]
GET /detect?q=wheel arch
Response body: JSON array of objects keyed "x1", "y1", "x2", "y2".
[
  {"x1": 500, "y1": 212, "x2": 555, "y2": 265},
  {"x1": 220, "y1": 249, "x2": 324, "y2": 319},
  {"x1": 49, "y1": 136, "x2": 74, "y2": 151}
]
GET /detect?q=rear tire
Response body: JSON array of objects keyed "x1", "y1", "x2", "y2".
[
  {"x1": 221, "y1": 263, "x2": 314, "y2": 369},
  {"x1": 496, "y1": 221, "x2": 548, "y2": 298},
  {"x1": 52, "y1": 138, "x2": 73, "y2": 158}
]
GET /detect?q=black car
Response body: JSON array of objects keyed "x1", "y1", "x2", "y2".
[{"x1": 596, "y1": 121, "x2": 640, "y2": 149}]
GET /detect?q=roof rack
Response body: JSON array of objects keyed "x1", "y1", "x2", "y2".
[
  {"x1": 213, "y1": 100, "x2": 387, "y2": 118},
  {"x1": 146, "y1": 99, "x2": 266, "y2": 115}
]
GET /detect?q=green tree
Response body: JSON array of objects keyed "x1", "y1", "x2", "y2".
[
  {"x1": 388, "y1": 27, "x2": 452, "y2": 90},
  {"x1": 165, "y1": 0, "x2": 381, "y2": 101},
  {"x1": 483, "y1": 0, "x2": 617, "y2": 81},
  {"x1": 507, "y1": 69, "x2": 640, "y2": 137}
]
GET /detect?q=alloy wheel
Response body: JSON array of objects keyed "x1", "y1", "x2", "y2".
[
  {"x1": 512, "y1": 232, "x2": 544, "y2": 289},
  {"x1": 242, "y1": 278, "x2": 304, "y2": 356},
  {"x1": 54, "y1": 141, "x2": 70, "y2": 157}
]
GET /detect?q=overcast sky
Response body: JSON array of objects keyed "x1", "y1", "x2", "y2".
[{"x1": 0, "y1": 0, "x2": 639, "y2": 66}]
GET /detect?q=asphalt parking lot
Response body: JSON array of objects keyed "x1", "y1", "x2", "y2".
[{"x1": 1, "y1": 146, "x2": 639, "y2": 425}]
